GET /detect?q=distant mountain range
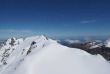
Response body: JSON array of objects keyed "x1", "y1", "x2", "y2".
[{"x1": 64, "y1": 40, "x2": 110, "y2": 61}]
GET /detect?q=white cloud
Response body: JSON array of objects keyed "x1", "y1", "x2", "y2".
[
  {"x1": 81, "y1": 20, "x2": 95, "y2": 24},
  {"x1": 0, "y1": 29, "x2": 33, "y2": 33},
  {"x1": 65, "y1": 39, "x2": 81, "y2": 44}
]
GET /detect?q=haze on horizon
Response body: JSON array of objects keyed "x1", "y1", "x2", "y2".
[{"x1": 0, "y1": 0, "x2": 110, "y2": 40}]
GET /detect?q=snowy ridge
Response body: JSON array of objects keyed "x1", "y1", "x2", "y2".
[
  {"x1": 0, "y1": 37, "x2": 24, "y2": 69},
  {"x1": 0, "y1": 35, "x2": 110, "y2": 74}
]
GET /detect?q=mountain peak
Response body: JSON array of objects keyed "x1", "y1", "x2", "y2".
[{"x1": 0, "y1": 36, "x2": 110, "y2": 74}]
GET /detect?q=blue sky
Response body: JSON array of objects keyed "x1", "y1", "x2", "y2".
[{"x1": 0, "y1": 0, "x2": 110, "y2": 40}]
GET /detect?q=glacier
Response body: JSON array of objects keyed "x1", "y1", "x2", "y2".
[{"x1": 0, "y1": 35, "x2": 110, "y2": 74}]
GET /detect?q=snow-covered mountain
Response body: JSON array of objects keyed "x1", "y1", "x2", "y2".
[
  {"x1": 85, "y1": 41, "x2": 103, "y2": 49},
  {"x1": 105, "y1": 39, "x2": 110, "y2": 48},
  {"x1": 0, "y1": 35, "x2": 110, "y2": 74},
  {"x1": 87, "y1": 40, "x2": 110, "y2": 49}
]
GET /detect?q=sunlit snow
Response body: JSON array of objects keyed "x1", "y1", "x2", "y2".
[{"x1": 0, "y1": 35, "x2": 110, "y2": 74}]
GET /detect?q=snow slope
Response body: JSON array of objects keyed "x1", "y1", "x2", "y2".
[{"x1": 0, "y1": 35, "x2": 110, "y2": 74}]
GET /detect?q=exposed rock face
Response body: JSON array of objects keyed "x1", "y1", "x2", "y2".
[{"x1": 27, "y1": 41, "x2": 37, "y2": 55}]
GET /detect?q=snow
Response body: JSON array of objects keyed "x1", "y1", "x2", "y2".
[
  {"x1": 105, "y1": 39, "x2": 110, "y2": 48},
  {"x1": 0, "y1": 36, "x2": 110, "y2": 74},
  {"x1": 88, "y1": 41, "x2": 103, "y2": 49},
  {"x1": 90, "y1": 43, "x2": 102, "y2": 49},
  {"x1": 90, "y1": 45, "x2": 101, "y2": 49}
]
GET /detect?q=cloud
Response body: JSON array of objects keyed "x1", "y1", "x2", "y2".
[
  {"x1": 81, "y1": 20, "x2": 95, "y2": 24},
  {"x1": 0, "y1": 29, "x2": 33, "y2": 33},
  {"x1": 65, "y1": 39, "x2": 81, "y2": 44}
]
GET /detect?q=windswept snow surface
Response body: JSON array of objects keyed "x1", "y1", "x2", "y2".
[{"x1": 0, "y1": 36, "x2": 110, "y2": 74}]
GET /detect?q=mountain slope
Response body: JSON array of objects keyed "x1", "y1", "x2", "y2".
[{"x1": 0, "y1": 36, "x2": 110, "y2": 74}]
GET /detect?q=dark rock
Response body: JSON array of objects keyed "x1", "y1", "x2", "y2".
[
  {"x1": 31, "y1": 41, "x2": 36, "y2": 46},
  {"x1": 9, "y1": 38, "x2": 15, "y2": 46}
]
